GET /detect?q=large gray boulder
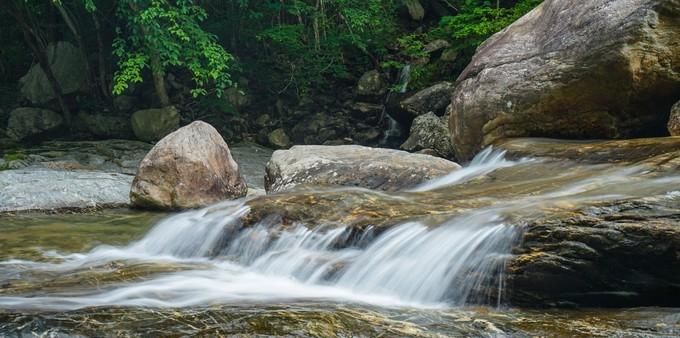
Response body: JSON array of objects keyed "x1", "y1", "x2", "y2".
[
  {"x1": 19, "y1": 41, "x2": 87, "y2": 104},
  {"x1": 265, "y1": 145, "x2": 460, "y2": 192},
  {"x1": 401, "y1": 112, "x2": 455, "y2": 159},
  {"x1": 449, "y1": 0, "x2": 680, "y2": 160},
  {"x1": 130, "y1": 121, "x2": 247, "y2": 210},
  {"x1": 131, "y1": 106, "x2": 180, "y2": 142},
  {"x1": 7, "y1": 107, "x2": 63, "y2": 141}
]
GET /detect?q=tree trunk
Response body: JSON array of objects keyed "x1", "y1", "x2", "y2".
[
  {"x1": 128, "y1": 2, "x2": 170, "y2": 108},
  {"x1": 150, "y1": 52, "x2": 171, "y2": 107},
  {"x1": 54, "y1": 3, "x2": 99, "y2": 101},
  {"x1": 92, "y1": 12, "x2": 111, "y2": 100},
  {"x1": 12, "y1": 1, "x2": 72, "y2": 125}
]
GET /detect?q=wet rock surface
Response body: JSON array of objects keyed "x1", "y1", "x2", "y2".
[
  {"x1": 508, "y1": 197, "x2": 680, "y2": 307},
  {"x1": 2, "y1": 304, "x2": 679, "y2": 338},
  {"x1": 254, "y1": 137, "x2": 680, "y2": 308},
  {"x1": 449, "y1": 0, "x2": 680, "y2": 160},
  {"x1": 0, "y1": 170, "x2": 133, "y2": 213},
  {"x1": 498, "y1": 137, "x2": 680, "y2": 164},
  {"x1": 130, "y1": 121, "x2": 247, "y2": 210},
  {"x1": 264, "y1": 145, "x2": 460, "y2": 193}
]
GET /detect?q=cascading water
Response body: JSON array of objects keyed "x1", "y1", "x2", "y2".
[
  {"x1": 0, "y1": 207, "x2": 519, "y2": 310},
  {"x1": 379, "y1": 64, "x2": 411, "y2": 146},
  {"x1": 0, "y1": 149, "x2": 525, "y2": 311},
  {"x1": 2, "y1": 148, "x2": 678, "y2": 314}
]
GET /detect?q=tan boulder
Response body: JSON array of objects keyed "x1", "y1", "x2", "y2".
[
  {"x1": 449, "y1": 0, "x2": 680, "y2": 160},
  {"x1": 130, "y1": 121, "x2": 247, "y2": 210}
]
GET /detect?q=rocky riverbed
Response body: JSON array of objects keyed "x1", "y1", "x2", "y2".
[{"x1": 0, "y1": 140, "x2": 272, "y2": 213}]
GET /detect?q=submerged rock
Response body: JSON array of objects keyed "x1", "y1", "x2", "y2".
[
  {"x1": 7, "y1": 107, "x2": 63, "y2": 141},
  {"x1": 264, "y1": 145, "x2": 460, "y2": 193},
  {"x1": 449, "y1": 0, "x2": 680, "y2": 160},
  {"x1": 667, "y1": 100, "x2": 680, "y2": 136},
  {"x1": 131, "y1": 106, "x2": 180, "y2": 142},
  {"x1": 130, "y1": 121, "x2": 247, "y2": 210},
  {"x1": 401, "y1": 112, "x2": 455, "y2": 159}
]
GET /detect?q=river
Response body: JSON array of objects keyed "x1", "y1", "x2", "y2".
[{"x1": 0, "y1": 147, "x2": 679, "y2": 337}]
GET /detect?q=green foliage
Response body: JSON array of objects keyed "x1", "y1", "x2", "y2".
[
  {"x1": 238, "y1": 0, "x2": 399, "y2": 96},
  {"x1": 433, "y1": 0, "x2": 543, "y2": 50},
  {"x1": 2, "y1": 150, "x2": 27, "y2": 171},
  {"x1": 112, "y1": 0, "x2": 234, "y2": 98}
]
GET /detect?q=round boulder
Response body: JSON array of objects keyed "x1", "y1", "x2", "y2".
[
  {"x1": 131, "y1": 106, "x2": 180, "y2": 142},
  {"x1": 7, "y1": 107, "x2": 63, "y2": 141},
  {"x1": 130, "y1": 121, "x2": 247, "y2": 210},
  {"x1": 356, "y1": 70, "x2": 387, "y2": 96},
  {"x1": 449, "y1": 0, "x2": 680, "y2": 160}
]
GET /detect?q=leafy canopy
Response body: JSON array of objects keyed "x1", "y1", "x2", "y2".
[{"x1": 112, "y1": 0, "x2": 234, "y2": 98}]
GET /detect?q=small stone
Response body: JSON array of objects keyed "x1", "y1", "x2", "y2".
[
  {"x1": 397, "y1": 82, "x2": 455, "y2": 124},
  {"x1": 268, "y1": 128, "x2": 292, "y2": 149},
  {"x1": 424, "y1": 39, "x2": 451, "y2": 53},
  {"x1": 255, "y1": 114, "x2": 275, "y2": 128},
  {"x1": 356, "y1": 70, "x2": 386, "y2": 96},
  {"x1": 441, "y1": 48, "x2": 459, "y2": 62}
]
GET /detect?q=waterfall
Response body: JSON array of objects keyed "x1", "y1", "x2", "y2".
[
  {"x1": 397, "y1": 64, "x2": 411, "y2": 94},
  {"x1": 0, "y1": 148, "x2": 528, "y2": 311},
  {"x1": 0, "y1": 207, "x2": 519, "y2": 311},
  {"x1": 379, "y1": 64, "x2": 411, "y2": 146}
]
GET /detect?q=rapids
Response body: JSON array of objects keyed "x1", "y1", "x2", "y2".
[{"x1": 1, "y1": 147, "x2": 680, "y2": 336}]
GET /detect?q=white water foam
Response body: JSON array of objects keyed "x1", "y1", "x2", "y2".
[
  {"x1": 410, "y1": 147, "x2": 528, "y2": 192},
  {"x1": 0, "y1": 201, "x2": 518, "y2": 310}
]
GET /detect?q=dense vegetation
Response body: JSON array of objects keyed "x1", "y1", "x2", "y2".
[{"x1": 0, "y1": 0, "x2": 541, "y2": 140}]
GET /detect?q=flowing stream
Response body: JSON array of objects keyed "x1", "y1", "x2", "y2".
[{"x1": 1, "y1": 148, "x2": 679, "y2": 336}]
